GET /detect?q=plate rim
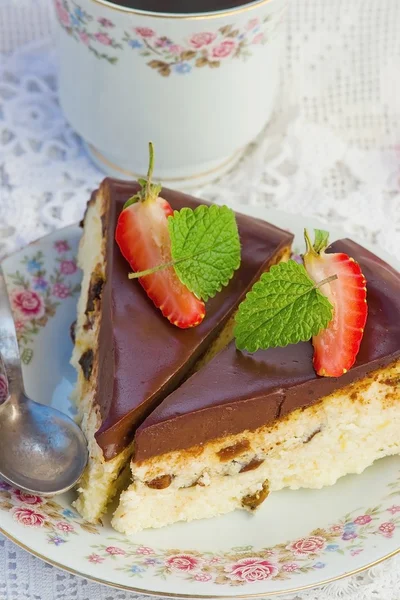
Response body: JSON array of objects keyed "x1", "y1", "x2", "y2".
[
  {"x1": 1, "y1": 207, "x2": 399, "y2": 598},
  {"x1": 1, "y1": 525, "x2": 399, "y2": 599}
]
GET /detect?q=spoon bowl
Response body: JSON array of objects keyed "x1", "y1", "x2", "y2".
[
  {"x1": 0, "y1": 394, "x2": 87, "y2": 495},
  {"x1": 0, "y1": 268, "x2": 87, "y2": 495}
]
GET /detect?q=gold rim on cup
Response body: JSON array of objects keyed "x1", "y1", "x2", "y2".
[
  {"x1": 90, "y1": 0, "x2": 274, "y2": 20},
  {"x1": 87, "y1": 143, "x2": 245, "y2": 182}
]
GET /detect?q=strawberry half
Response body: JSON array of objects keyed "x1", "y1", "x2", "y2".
[
  {"x1": 115, "y1": 144, "x2": 205, "y2": 329},
  {"x1": 303, "y1": 231, "x2": 368, "y2": 377}
]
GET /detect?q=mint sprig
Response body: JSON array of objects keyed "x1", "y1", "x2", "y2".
[
  {"x1": 234, "y1": 260, "x2": 335, "y2": 352},
  {"x1": 168, "y1": 205, "x2": 241, "y2": 301},
  {"x1": 129, "y1": 204, "x2": 241, "y2": 301},
  {"x1": 125, "y1": 143, "x2": 241, "y2": 301}
]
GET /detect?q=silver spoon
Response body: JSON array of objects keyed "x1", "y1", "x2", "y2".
[{"x1": 0, "y1": 268, "x2": 87, "y2": 495}]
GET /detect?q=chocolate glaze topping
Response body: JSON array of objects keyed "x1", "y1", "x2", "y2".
[
  {"x1": 134, "y1": 239, "x2": 400, "y2": 462},
  {"x1": 92, "y1": 179, "x2": 293, "y2": 460}
]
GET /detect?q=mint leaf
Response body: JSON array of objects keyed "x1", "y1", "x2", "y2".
[
  {"x1": 168, "y1": 205, "x2": 241, "y2": 302},
  {"x1": 311, "y1": 229, "x2": 329, "y2": 254},
  {"x1": 234, "y1": 261, "x2": 334, "y2": 352}
]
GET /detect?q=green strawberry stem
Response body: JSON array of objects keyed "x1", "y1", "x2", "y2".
[
  {"x1": 144, "y1": 141, "x2": 155, "y2": 202},
  {"x1": 304, "y1": 229, "x2": 338, "y2": 287},
  {"x1": 304, "y1": 229, "x2": 317, "y2": 256},
  {"x1": 304, "y1": 228, "x2": 330, "y2": 256},
  {"x1": 123, "y1": 142, "x2": 161, "y2": 209}
]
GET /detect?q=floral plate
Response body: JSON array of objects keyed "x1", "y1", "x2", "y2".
[{"x1": 1, "y1": 205, "x2": 400, "y2": 598}]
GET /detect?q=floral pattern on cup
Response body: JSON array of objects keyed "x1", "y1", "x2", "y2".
[
  {"x1": 0, "y1": 474, "x2": 400, "y2": 587},
  {"x1": 6, "y1": 241, "x2": 80, "y2": 365},
  {"x1": 123, "y1": 20, "x2": 269, "y2": 77},
  {"x1": 54, "y1": 0, "x2": 122, "y2": 64},
  {"x1": 54, "y1": 0, "x2": 274, "y2": 73}
]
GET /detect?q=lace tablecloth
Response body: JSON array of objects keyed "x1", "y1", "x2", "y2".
[{"x1": 0, "y1": 0, "x2": 399, "y2": 598}]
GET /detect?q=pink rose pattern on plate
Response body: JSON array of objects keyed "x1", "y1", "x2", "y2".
[
  {"x1": 0, "y1": 484, "x2": 100, "y2": 542},
  {"x1": 106, "y1": 546, "x2": 126, "y2": 556},
  {"x1": 165, "y1": 554, "x2": 201, "y2": 572},
  {"x1": 11, "y1": 507, "x2": 46, "y2": 528},
  {"x1": 88, "y1": 553, "x2": 105, "y2": 564},
  {"x1": 54, "y1": 0, "x2": 273, "y2": 74},
  {"x1": 286, "y1": 535, "x2": 326, "y2": 556},
  {"x1": 6, "y1": 242, "x2": 80, "y2": 365},
  {"x1": 226, "y1": 558, "x2": 279, "y2": 582},
  {"x1": 10, "y1": 288, "x2": 45, "y2": 321},
  {"x1": 12, "y1": 490, "x2": 42, "y2": 505},
  {"x1": 56, "y1": 521, "x2": 75, "y2": 533},
  {"x1": 0, "y1": 474, "x2": 400, "y2": 586}
]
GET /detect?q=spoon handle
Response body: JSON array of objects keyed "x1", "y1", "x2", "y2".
[{"x1": 0, "y1": 268, "x2": 24, "y2": 402}]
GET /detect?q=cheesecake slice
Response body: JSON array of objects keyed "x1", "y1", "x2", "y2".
[
  {"x1": 71, "y1": 178, "x2": 293, "y2": 522},
  {"x1": 113, "y1": 239, "x2": 400, "y2": 533}
]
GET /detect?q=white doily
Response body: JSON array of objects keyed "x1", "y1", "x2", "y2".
[{"x1": 0, "y1": 0, "x2": 399, "y2": 598}]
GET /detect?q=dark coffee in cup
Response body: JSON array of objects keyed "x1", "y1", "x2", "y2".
[{"x1": 107, "y1": 0, "x2": 257, "y2": 15}]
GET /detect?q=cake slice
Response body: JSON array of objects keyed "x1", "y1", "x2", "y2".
[
  {"x1": 113, "y1": 239, "x2": 400, "y2": 533},
  {"x1": 71, "y1": 178, "x2": 293, "y2": 522}
]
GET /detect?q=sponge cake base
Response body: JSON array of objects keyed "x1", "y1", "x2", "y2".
[{"x1": 113, "y1": 360, "x2": 400, "y2": 533}]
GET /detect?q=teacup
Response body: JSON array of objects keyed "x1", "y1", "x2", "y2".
[{"x1": 54, "y1": 0, "x2": 288, "y2": 188}]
